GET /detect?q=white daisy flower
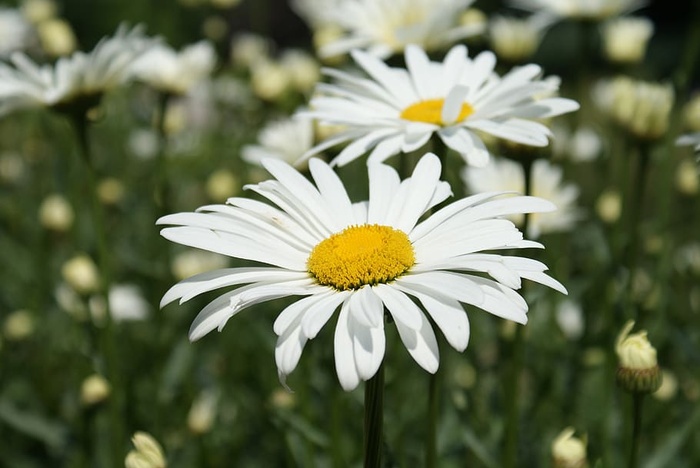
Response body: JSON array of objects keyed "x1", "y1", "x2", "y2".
[
  {"x1": 462, "y1": 157, "x2": 580, "y2": 239},
  {"x1": 158, "y1": 152, "x2": 567, "y2": 391},
  {"x1": 242, "y1": 115, "x2": 315, "y2": 167},
  {"x1": 314, "y1": 0, "x2": 484, "y2": 59},
  {"x1": 0, "y1": 7, "x2": 34, "y2": 57},
  {"x1": 677, "y1": 132, "x2": 700, "y2": 152},
  {"x1": 510, "y1": 0, "x2": 646, "y2": 20},
  {"x1": 301, "y1": 44, "x2": 579, "y2": 167},
  {"x1": 0, "y1": 24, "x2": 155, "y2": 116},
  {"x1": 131, "y1": 40, "x2": 217, "y2": 96}
]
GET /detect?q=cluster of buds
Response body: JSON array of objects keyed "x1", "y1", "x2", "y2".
[{"x1": 615, "y1": 320, "x2": 662, "y2": 394}]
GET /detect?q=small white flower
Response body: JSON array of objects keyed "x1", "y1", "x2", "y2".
[
  {"x1": 109, "y1": 284, "x2": 150, "y2": 322},
  {"x1": 462, "y1": 158, "x2": 580, "y2": 238},
  {"x1": 555, "y1": 299, "x2": 584, "y2": 340},
  {"x1": 242, "y1": 115, "x2": 315, "y2": 167},
  {"x1": 302, "y1": 44, "x2": 578, "y2": 167},
  {"x1": 593, "y1": 76, "x2": 674, "y2": 140},
  {"x1": 131, "y1": 40, "x2": 217, "y2": 95},
  {"x1": 489, "y1": 14, "x2": 553, "y2": 63},
  {"x1": 677, "y1": 132, "x2": 700, "y2": 152},
  {"x1": 159, "y1": 152, "x2": 566, "y2": 390},
  {"x1": 0, "y1": 7, "x2": 34, "y2": 57},
  {"x1": 0, "y1": 24, "x2": 156, "y2": 115},
  {"x1": 316, "y1": 0, "x2": 484, "y2": 59}
]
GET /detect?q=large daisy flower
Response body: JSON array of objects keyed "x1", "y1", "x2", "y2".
[
  {"x1": 0, "y1": 24, "x2": 155, "y2": 116},
  {"x1": 158, "y1": 152, "x2": 567, "y2": 390},
  {"x1": 300, "y1": 44, "x2": 579, "y2": 167}
]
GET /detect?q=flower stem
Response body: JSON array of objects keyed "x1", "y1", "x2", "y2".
[
  {"x1": 628, "y1": 393, "x2": 645, "y2": 468},
  {"x1": 364, "y1": 360, "x2": 385, "y2": 468},
  {"x1": 623, "y1": 143, "x2": 651, "y2": 320},
  {"x1": 70, "y1": 114, "x2": 124, "y2": 467},
  {"x1": 426, "y1": 365, "x2": 440, "y2": 468},
  {"x1": 503, "y1": 156, "x2": 534, "y2": 468}
]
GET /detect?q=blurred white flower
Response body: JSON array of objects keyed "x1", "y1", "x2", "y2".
[
  {"x1": 512, "y1": 0, "x2": 645, "y2": 20},
  {"x1": 292, "y1": 0, "x2": 341, "y2": 30},
  {"x1": 601, "y1": 17, "x2": 653, "y2": 64},
  {"x1": 109, "y1": 284, "x2": 150, "y2": 322},
  {"x1": 128, "y1": 128, "x2": 160, "y2": 159},
  {"x1": 38, "y1": 193, "x2": 74, "y2": 232},
  {"x1": 230, "y1": 33, "x2": 270, "y2": 68},
  {"x1": 97, "y1": 177, "x2": 126, "y2": 205},
  {"x1": 171, "y1": 250, "x2": 229, "y2": 281},
  {"x1": 279, "y1": 49, "x2": 320, "y2": 93},
  {"x1": 131, "y1": 40, "x2": 216, "y2": 96},
  {"x1": 463, "y1": 158, "x2": 580, "y2": 238},
  {"x1": 0, "y1": 7, "x2": 34, "y2": 57},
  {"x1": 677, "y1": 132, "x2": 700, "y2": 152},
  {"x1": 555, "y1": 299, "x2": 584, "y2": 340},
  {"x1": 317, "y1": 0, "x2": 484, "y2": 59},
  {"x1": 302, "y1": 44, "x2": 579, "y2": 167},
  {"x1": 250, "y1": 58, "x2": 290, "y2": 101},
  {"x1": 0, "y1": 24, "x2": 156, "y2": 116},
  {"x1": 489, "y1": 14, "x2": 552, "y2": 63},
  {"x1": 593, "y1": 76, "x2": 673, "y2": 140},
  {"x1": 242, "y1": 115, "x2": 315, "y2": 167}
]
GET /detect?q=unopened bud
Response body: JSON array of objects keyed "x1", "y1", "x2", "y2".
[
  {"x1": 552, "y1": 427, "x2": 588, "y2": 468},
  {"x1": 615, "y1": 320, "x2": 662, "y2": 393},
  {"x1": 80, "y1": 374, "x2": 111, "y2": 406}
]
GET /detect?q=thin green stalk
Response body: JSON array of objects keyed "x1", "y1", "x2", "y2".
[
  {"x1": 364, "y1": 361, "x2": 385, "y2": 468},
  {"x1": 628, "y1": 394, "x2": 644, "y2": 468},
  {"x1": 70, "y1": 114, "x2": 124, "y2": 468},
  {"x1": 154, "y1": 92, "x2": 172, "y2": 217},
  {"x1": 623, "y1": 143, "x2": 651, "y2": 320},
  {"x1": 503, "y1": 156, "x2": 534, "y2": 468},
  {"x1": 426, "y1": 364, "x2": 440, "y2": 468}
]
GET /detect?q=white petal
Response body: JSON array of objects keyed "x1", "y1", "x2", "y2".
[
  {"x1": 441, "y1": 85, "x2": 470, "y2": 125},
  {"x1": 393, "y1": 307, "x2": 439, "y2": 373},
  {"x1": 334, "y1": 300, "x2": 361, "y2": 391},
  {"x1": 301, "y1": 290, "x2": 350, "y2": 339},
  {"x1": 373, "y1": 284, "x2": 423, "y2": 330},
  {"x1": 349, "y1": 312, "x2": 385, "y2": 381},
  {"x1": 308, "y1": 158, "x2": 356, "y2": 227}
]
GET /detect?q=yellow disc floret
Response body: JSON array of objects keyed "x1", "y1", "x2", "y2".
[
  {"x1": 307, "y1": 224, "x2": 415, "y2": 290},
  {"x1": 400, "y1": 98, "x2": 474, "y2": 125}
]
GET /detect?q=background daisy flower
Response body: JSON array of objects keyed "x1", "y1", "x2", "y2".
[
  {"x1": 159, "y1": 152, "x2": 566, "y2": 390},
  {"x1": 462, "y1": 157, "x2": 581, "y2": 238},
  {"x1": 305, "y1": 0, "x2": 484, "y2": 59},
  {"x1": 0, "y1": 24, "x2": 155, "y2": 116},
  {"x1": 301, "y1": 44, "x2": 579, "y2": 167}
]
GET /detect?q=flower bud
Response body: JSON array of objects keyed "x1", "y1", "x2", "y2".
[
  {"x1": 596, "y1": 189, "x2": 622, "y2": 223},
  {"x1": 80, "y1": 374, "x2": 111, "y2": 406},
  {"x1": 38, "y1": 18, "x2": 77, "y2": 57},
  {"x1": 206, "y1": 169, "x2": 239, "y2": 201},
  {"x1": 61, "y1": 254, "x2": 100, "y2": 295},
  {"x1": 602, "y1": 17, "x2": 653, "y2": 65},
  {"x1": 187, "y1": 391, "x2": 218, "y2": 434},
  {"x1": 39, "y1": 194, "x2": 74, "y2": 232},
  {"x1": 21, "y1": 0, "x2": 57, "y2": 24},
  {"x1": 676, "y1": 159, "x2": 699, "y2": 196},
  {"x1": 552, "y1": 427, "x2": 588, "y2": 468},
  {"x1": 125, "y1": 432, "x2": 166, "y2": 468},
  {"x1": 616, "y1": 320, "x2": 662, "y2": 393},
  {"x1": 489, "y1": 16, "x2": 546, "y2": 63},
  {"x1": 3, "y1": 310, "x2": 35, "y2": 341}
]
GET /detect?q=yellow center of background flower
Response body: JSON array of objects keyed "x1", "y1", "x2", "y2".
[
  {"x1": 400, "y1": 98, "x2": 474, "y2": 125},
  {"x1": 307, "y1": 224, "x2": 415, "y2": 291}
]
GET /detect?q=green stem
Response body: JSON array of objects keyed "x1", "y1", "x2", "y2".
[
  {"x1": 154, "y1": 92, "x2": 172, "y2": 217},
  {"x1": 426, "y1": 365, "x2": 440, "y2": 468},
  {"x1": 364, "y1": 361, "x2": 385, "y2": 468},
  {"x1": 70, "y1": 114, "x2": 124, "y2": 468},
  {"x1": 623, "y1": 143, "x2": 651, "y2": 320},
  {"x1": 503, "y1": 157, "x2": 534, "y2": 468},
  {"x1": 628, "y1": 394, "x2": 644, "y2": 468}
]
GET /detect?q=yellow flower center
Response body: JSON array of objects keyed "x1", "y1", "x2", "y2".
[
  {"x1": 400, "y1": 98, "x2": 474, "y2": 125},
  {"x1": 307, "y1": 224, "x2": 415, "y2": 291}
]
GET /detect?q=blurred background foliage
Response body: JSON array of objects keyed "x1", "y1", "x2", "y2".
[{"x1": 0, "y1": 0, "x2": 699, "y2": 467}]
